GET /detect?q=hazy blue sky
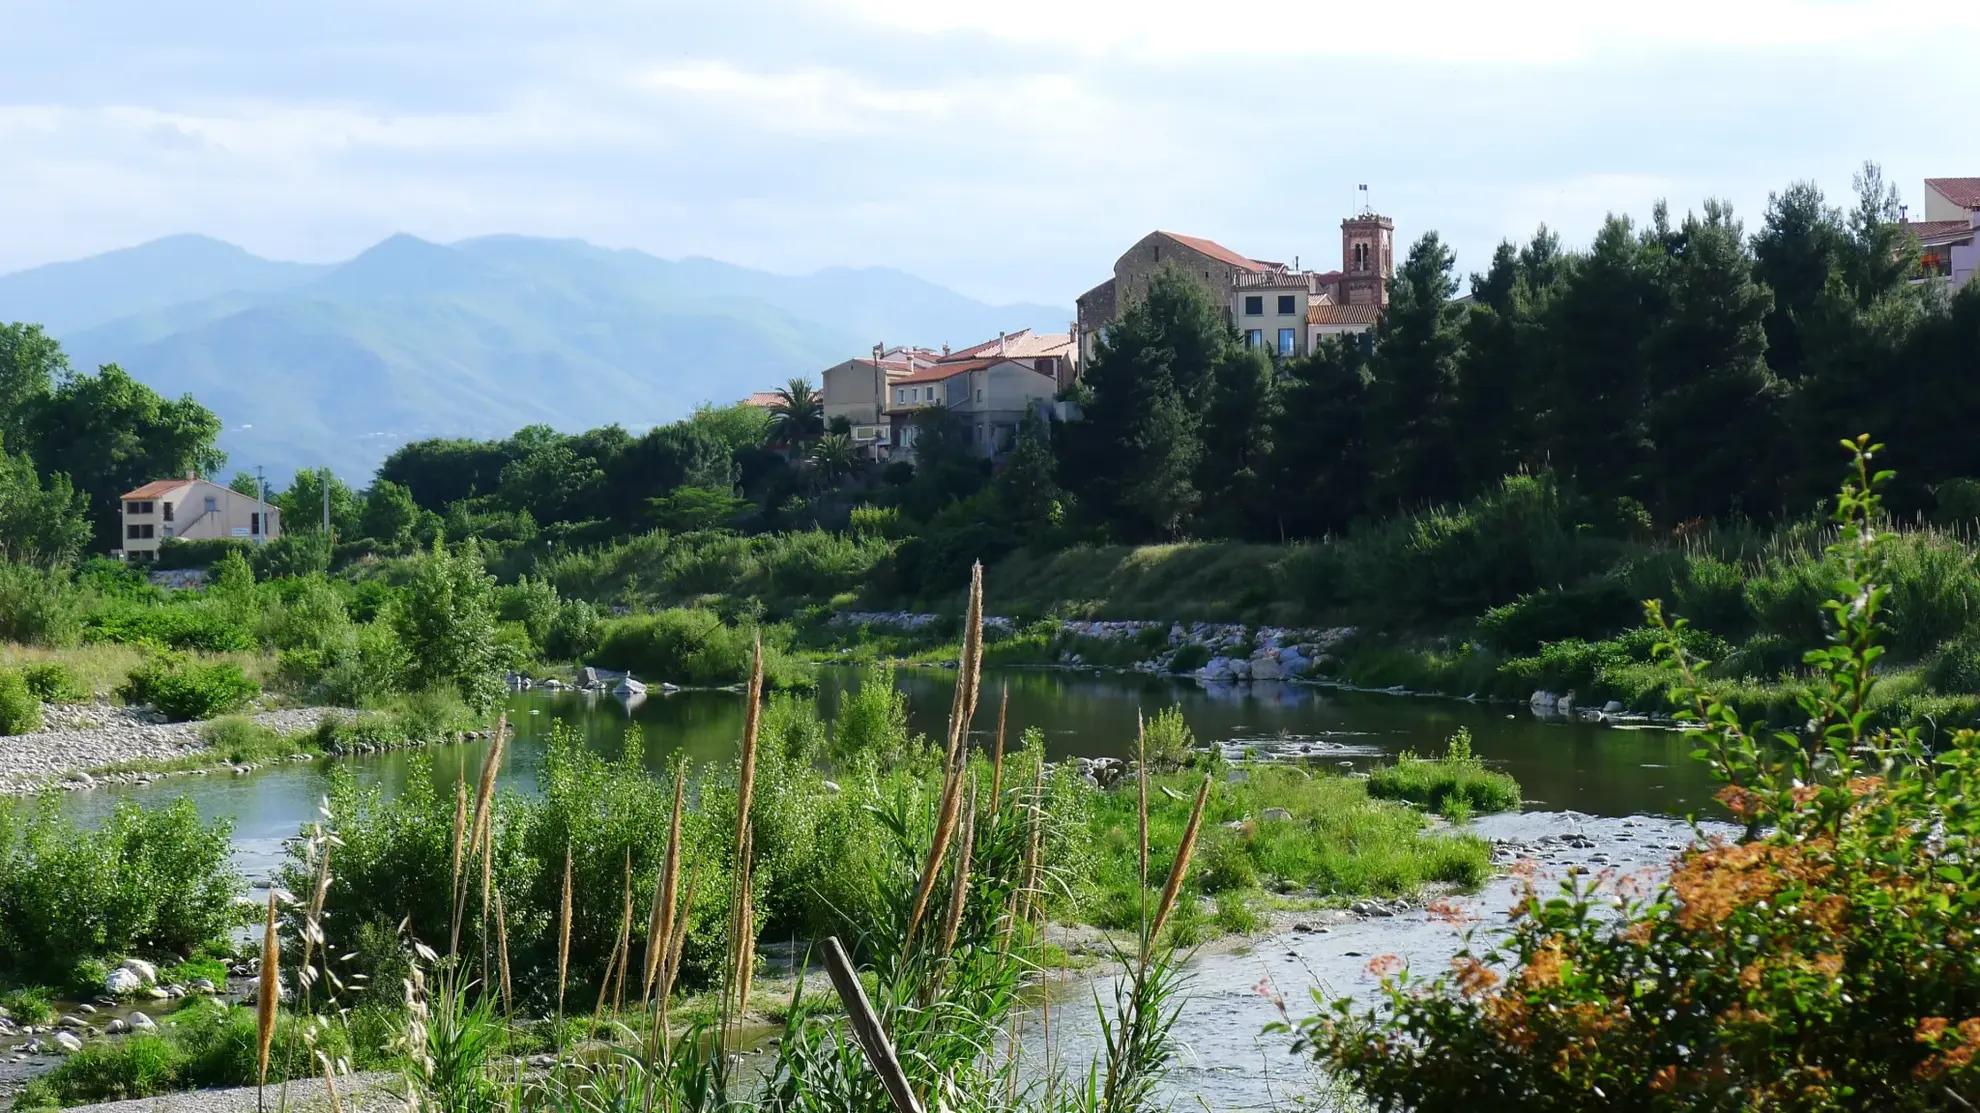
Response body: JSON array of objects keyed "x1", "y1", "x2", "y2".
[{"x1": 3, "y1": 0, "x2": 1975, "y2": 305}]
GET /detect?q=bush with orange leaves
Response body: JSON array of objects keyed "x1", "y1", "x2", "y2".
[{"x1": 1282, "y1": 440, "x2": 1980, "y2": 1112}]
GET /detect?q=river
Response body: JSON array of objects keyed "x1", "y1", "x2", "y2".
[{"x1": 54, "y1": 666, "x2": 1724, "y2": 1109}]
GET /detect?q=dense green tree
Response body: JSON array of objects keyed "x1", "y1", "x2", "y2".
[
  {"x1": 989, "y1": 410, "x2": 1068, "y2": 535},
  {"x1": 0, "y1": 435, "x2": 91, "y2": 567},
  {"x1": 899, "y1": 406, "x2": 986, "y2": 521},
  {"x1": 1194, "y1": 344, "x2": 1277, "y2": 538},
  {"x1": 648, "y1": 486, "x2": 749, "y2": 532},
  {"x1": 1642, "y1": 201, "x2": 1781, "y2": 521},
  {"x1": 1365, "y1": 233, "x2": 1464, "y2": 510},
  {"x1": 497, "y1": 433, "x2": 605, "y2": 525},
  {"x1": 395, "y1": 542, "x2": 506, "y2": 710},
  {"x1": 1263, "y1": 336, "x2": 1372, "y2": 538},
  {"x1": 0, "y1": 323, "x2": 67, "y2": 455},
  {"x1": 1448, "y1": 233, "x2": 1561, "y2": 495},
  {"x1": 1752, "y1": 181, "x2": 1849, "y2": 384},
  {"x1": 276, "y1": 468, "x2": 363, "y2": 539},
  {"x1": 31, "y1": 363, "x2": 225, "y2": 553},
  {"x1": 601, "y1": 422, "x2": 738, "y2": 522},
  {"x1": 1068, "y1": 266, "x2": 1230, "y2": 539},
  {"x1": 377, "y1": 437, "x2": 515, "y2": 512},
  {"x1": 808, "y1": 433, "x2": 861, "y2": 488},
  {"x1": 1531, "y1": 216, "x2": 1659, "y2": 504},
  {"x1": 360, "y1": 479, "x2": 422, "y2": 546}
]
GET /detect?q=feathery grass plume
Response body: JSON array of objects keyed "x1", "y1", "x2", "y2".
[
  {"x1": 612, "y1": 850, "x2": 633, "y2": 1015},
  {"x1": 295, "y1": 839, "x2": 333, "y2": 1009},
  {"x1": 556, "y1": 843, "x2": 572, "y2": 1024},
  {"x1": 317, "y1": 1050, "x2": 344, "y2": 1113},
  {"x1": 452, "y1": 714, "x2": 505, "y2": 956},
  {"x1": 449, "y1": 779, "x2": 466, "y2": 896},
  {"x1": 938, "y1": 774, "x2": 979, "y2": 962},
  {"x1": 479, "y1": 793, "x2": 495, "y2": 981},
  {"x1": 723, "y1": 640, "x2": 765, "y2": 1039},
  {"x1": 493, "y1": 890, "x2": 514, "y2": 1016},
  {"x1": 989, "y1": 683, "x2": 1009, "y2": 821},
  {"x1": 256, "y1": 889, "x2": 280, "y2": 1093},
  {"x1": 1145, "y1": 771, "x2": 1213, "y2": 964},
  {"x1": 734, "y1": 827, "x2": 757, "y2": 1021},
  {"x1": 907, "y1": 568, "x2": 985, "y2": 947},
  {"x1": 643, "y1": 772, "x2": 686, "y2": 1001},
  {"x1": 658, "y1": 864, "x2": 700, "y2": 1031}
]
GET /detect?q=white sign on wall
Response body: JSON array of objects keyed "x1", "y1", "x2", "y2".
[{"x1": 231, "y1": 527, "x2": 251, "y2": 537}]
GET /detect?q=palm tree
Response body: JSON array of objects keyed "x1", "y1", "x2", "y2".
[
  {"x1": 808, "y1": 432, "x2": 860, "y2": 488},
  {"x1": 769, "y1": 377, "x2": 824, "y2": 449}
]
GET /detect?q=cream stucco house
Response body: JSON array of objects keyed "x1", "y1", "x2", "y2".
[{"x1": 119, "y1": 476, "x2": 281, "y2": 560}]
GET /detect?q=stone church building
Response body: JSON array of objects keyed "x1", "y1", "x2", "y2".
[{"x1": 1075, "y1": 213, "x2": 1395, "y2": 363}]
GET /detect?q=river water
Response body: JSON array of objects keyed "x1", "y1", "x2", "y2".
[{"x1": 55, "y1": 666, "x2": 1725, "y2": 1108}]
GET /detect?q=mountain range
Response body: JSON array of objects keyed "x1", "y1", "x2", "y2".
[{"x1": 0, "y1": 234, "x2": 1066, "y2": 482}]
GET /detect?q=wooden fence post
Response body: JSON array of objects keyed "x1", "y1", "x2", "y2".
[{"x1": 822, "y1": 935, "x2": 923, "y2": 1113}]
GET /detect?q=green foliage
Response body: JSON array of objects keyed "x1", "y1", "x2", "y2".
[
  {"x1": 1365, "y1": 728, "x2": 1522, "y2": 818},
  {"x1": 1141, "y1": 705, "x2": 1193, "y2": 772},
  {"x1": 1167, "y1": 642, "x2": 1211, "y2": 674},
  {"x1": 0, "y1": 669, "x2": 44, "y2": 735},
  {"x1": 1296, "y1": 439, "x2": 1980, "y2": 1110},
  {"x1": 86, "y1": 600, "x2": 257, "y2": 653},
  {"x1": 0, "y1": 562, "x2": 83, "y2": 645},
  {"x1": 117, "y1": 652, "x2": 259, "y2": 721},
  {"x1": 150, "y1": 537, "x2": 254, "y2": 571},
  {"x1": 17, "y1": 660, "x2": 87, "y2": 703},
  {"x1": 198, "y1": 716, "x2": 309, "y2": 765},
  {"x1": 252, "y1": 531, "x2": 332, "y2": 579},
  {"x1": 0, "y1": 435, "x2": 91, "y2": 568},
  {"x1": 1934, "y1": 476, "x2": 1980, "y2": 526},
  {"x1": 395, "y1": 542, "x2": 505, "y2": 710},
  {"x1": 590, "y1": 609, "x2": 810, "y2": 689},
  {"x1": 0, "y1": 796, "x2": 241, "y2": 974}
]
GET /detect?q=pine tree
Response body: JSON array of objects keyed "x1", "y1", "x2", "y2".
[
  {"x1": 1365, "y1": 233, "x2": 1463, "y2": 510},
  {"x1": 1194, "y1": 344, "x2": 1278, "y2": 538},
  {"x1": 1263, "y1": 335, "x2": 1372, "y2": 538},
  {"x1": 1643, "y1": 200, "x2": 1781, "y2": 521}
]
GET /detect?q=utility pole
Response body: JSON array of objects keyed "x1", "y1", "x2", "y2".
[{"x1": 255, "y1": 466, "x2": 267, "y2": 546}]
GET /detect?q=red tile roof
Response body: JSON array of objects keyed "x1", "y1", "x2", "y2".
[
  {"x1": 1307, "y1": 304, "x2": 1383, "y2": 327},
  {"x1": 1927, "y1": 178, "x2": 1980, "y2": 210},
  {"x1": 1904, "y1": 219, "x2": 1976, "y2": 246},
  {"x1": 1158, "y1": 232, "x2": 1269, "y2": 273},
  {"x1": 894, "y1": 362, "x2": 978, "y2": 385},
  {"x1": 122, "y1": 478, "x2": 195, "y2": 500},
  {"x1": 944, "y1": 329, "x2": 1074, "y2": 362},
  {"x1": 741, "y1": 391, "x2": 783, "y2": 409}
]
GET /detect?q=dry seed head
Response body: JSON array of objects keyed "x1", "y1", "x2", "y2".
[
  {"x1": 256, "y1": 889, "x2": 280, "y2": 1090},
  {"x1": 1148, "y1": 772, "x2": 1213, "y2": 953},
  {"x1": 939, "y1": 775, "x2": 979, "y2": 960}
]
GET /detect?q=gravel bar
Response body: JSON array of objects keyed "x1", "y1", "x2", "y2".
[
  {"x1": 58, "y1": 1072, "x2": 402, "y2": 1113},
  {"x1": 0, "y1": 705, "x2": 342, "y2": 796}
]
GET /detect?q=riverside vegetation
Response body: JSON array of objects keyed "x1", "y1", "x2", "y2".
[
  {"x1": 5, "y1": 569, "x2": 1506, "y2": 1109},
  {"x1": 1288, "y1": 440, "x2": 1980, "y2": 1110}
]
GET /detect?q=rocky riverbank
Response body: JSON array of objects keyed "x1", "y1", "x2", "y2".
[{"x1": 0, "y1": 705, "x2": 340, "y2": 796}]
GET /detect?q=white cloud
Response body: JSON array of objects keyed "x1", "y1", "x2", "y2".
[{"x1": 823, "y1": 0, "x2": 1977, "y2": 61}]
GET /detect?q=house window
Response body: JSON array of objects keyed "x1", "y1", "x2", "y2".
[
  {"x1": 204, "y1": 496, "x2": 218, "y2": 513},
  {"x1": 1034, "y1": 358, "x2": 1053, "y2": 374},
  {"x1": 164, "y1": 526, "x2": 175, "y2": 538},
  {"x1": 1243, "y1": 296, "x2": 1263, "y2": 316},
  {"x1": 975, "y1": 389, "x2": 984, "y2": 402},
  {"x1": 163, "y1": 503, "x2": 174, "y2": 522},
  {"x1": 1277, "y1": 295, "x2": 1296, "y2": 315},
  {"x1": 127, "y1": 500, "x2": 153, "y2": 515},
  {"x1": 126, "y1": 524, "x2": 154, "y2": 540},
  {"x1": 1245, "y1": 329, "x2": 1264, "y2": 348},
  {"x1": 1278, "y1": 328, "x2": 1297, "y2": 355},
  {"x1": 251, "y1": 513, "x2": 262, "y2": 535}
]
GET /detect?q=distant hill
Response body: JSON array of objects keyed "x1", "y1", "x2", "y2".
[{"x1": 2, "y1": 235, "x2": 1065, "y2": 482}]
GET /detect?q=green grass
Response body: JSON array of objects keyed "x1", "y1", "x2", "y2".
[
  {"x1": 1366, "y1": 729, "x2": 1522, "y2": 819},
  {"x1": 1082, "y1": 763, "x2": 1497, "y2": 927},
  {"x1": 982, "y1": 542, "x2": 1308, "y2": 624}
]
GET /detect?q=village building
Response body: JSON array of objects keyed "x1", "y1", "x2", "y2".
[
  {"x1": 117, "y1": 475, "x2": 280, "y2": 561},
  {"x1": 1909, "y1": 177, "x2": 1979, "y2": 289},
  {"x1": 1075, "y1": 211, "x2": 1396, "y2": 363},
  {"x1": 819, "y1": 330, "x2": 1074, "y2": 460}
]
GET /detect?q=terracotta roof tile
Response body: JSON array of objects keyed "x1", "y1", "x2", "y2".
[
  {"x1": 1307, "y1": 304, "x2": 1383, "y2": 327},
  {"x1": 894, "y1": 363, "x2": 976, "y2": 385},
  {"x1": 1158, "y1": 232, "x2": 1269, "y2": 273},
  {"x1": 1927, "y1": 178, "x2": 1980, "y2": 210},
  {"x1": 945, "y1": 330, "x2": 1074, "y2": 362},
  {"x1": 122, "y1": 478, "x2": 195, "y2": 500},
  {"x1": 1904, "y1": 219, "x2": 1976, "y2": 246},
  {"x1": 741, "y1": 391, "x2": 783, "y2": 408}
]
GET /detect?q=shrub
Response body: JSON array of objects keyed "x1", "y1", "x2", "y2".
[
  {"x1": 1142, "y1": 705, "x2": 1194, "y2": 772},
  {"x1": 1924, "y1": 630, "x2": 1980, "y2": 693},
  {"x1": 1934, "y1": 476, "x2": 1980, "y2": 525},
  {"x1": 591, "y1": 609, "x2": 810, "y2": 689},
  {"x1": 151, "y1": 538, "x2": 254, "y2": 572},
  {"x1": 1167, "y1": 643, "x2": 1211, "y2": 673},
  {"x1": 0, "y1": 669, "x2": 43, "y2": 736},
  {"x1": 1474, "y1": 578, "x2": 1640, "y2": 654},
  {"x1": 86, "y1": 602, "x2": 257, "y2": 654},
  {"x1": 544, "y1": 599, "x2": 601, "y2": 662},
  {"x1": 0, "y1": 561, "x2": 84, "y2": 646},
  {"x1": 395, "y1": 543, "x2": 506, "y2": 711},
  {"x1": 118, "y1": 652, "x2": 260, "y2": 721},
  {"x1": 0, "y1": 796, "x2": 241, "y2": 974},
  {"x1": 199, "y1": 716, "x2": 301, "y2": 765},
  {"x1": 18, "y1": 660, "x2": 89, "y2": 703},
  {"x1": 1365, "y1": 728, "x2": 1521, "y2": 817},
  {"x1": 831, "y1": 669, "x2": 913, "y2": 766}
]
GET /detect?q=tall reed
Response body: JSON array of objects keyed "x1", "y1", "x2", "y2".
[{"x1": 256, "y1": 889, "x2": 280, "y2": 1097}]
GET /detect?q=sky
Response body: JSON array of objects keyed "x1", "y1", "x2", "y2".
[{"x1": 3, "y1": 0, "x2": 1977, "y2": 306}]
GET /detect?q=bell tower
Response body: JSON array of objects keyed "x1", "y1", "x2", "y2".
[{"x1": 1340, "y1": 212, "x2": 1395, "y2": 307}]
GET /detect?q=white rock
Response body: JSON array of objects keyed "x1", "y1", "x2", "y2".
[
  {"x1": 127, "y1": 1012, "x2": 156, "y2": 1031},
  {"x1": 1250, "y1": 658, "x2": 1283, "y2": 681},
  {"x1": 117, "y1": 958, "x2": 159, "y2": 986},
  {"x1": 53, "y1": 1030, "x2": 83, "y2": 1053},
  {"x1": 1603, "y1": 700, "x2": 1625, "y2": 714},
  {"x1": 1261, "y1": 807, "x2": 1294, "y2": 822},
  {"x1": 105, "y1": 968, "x2": 143, "y2": 996},
  {"x1": 106, "y1": 1018, "x2": 129, "y2": 1034}
]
